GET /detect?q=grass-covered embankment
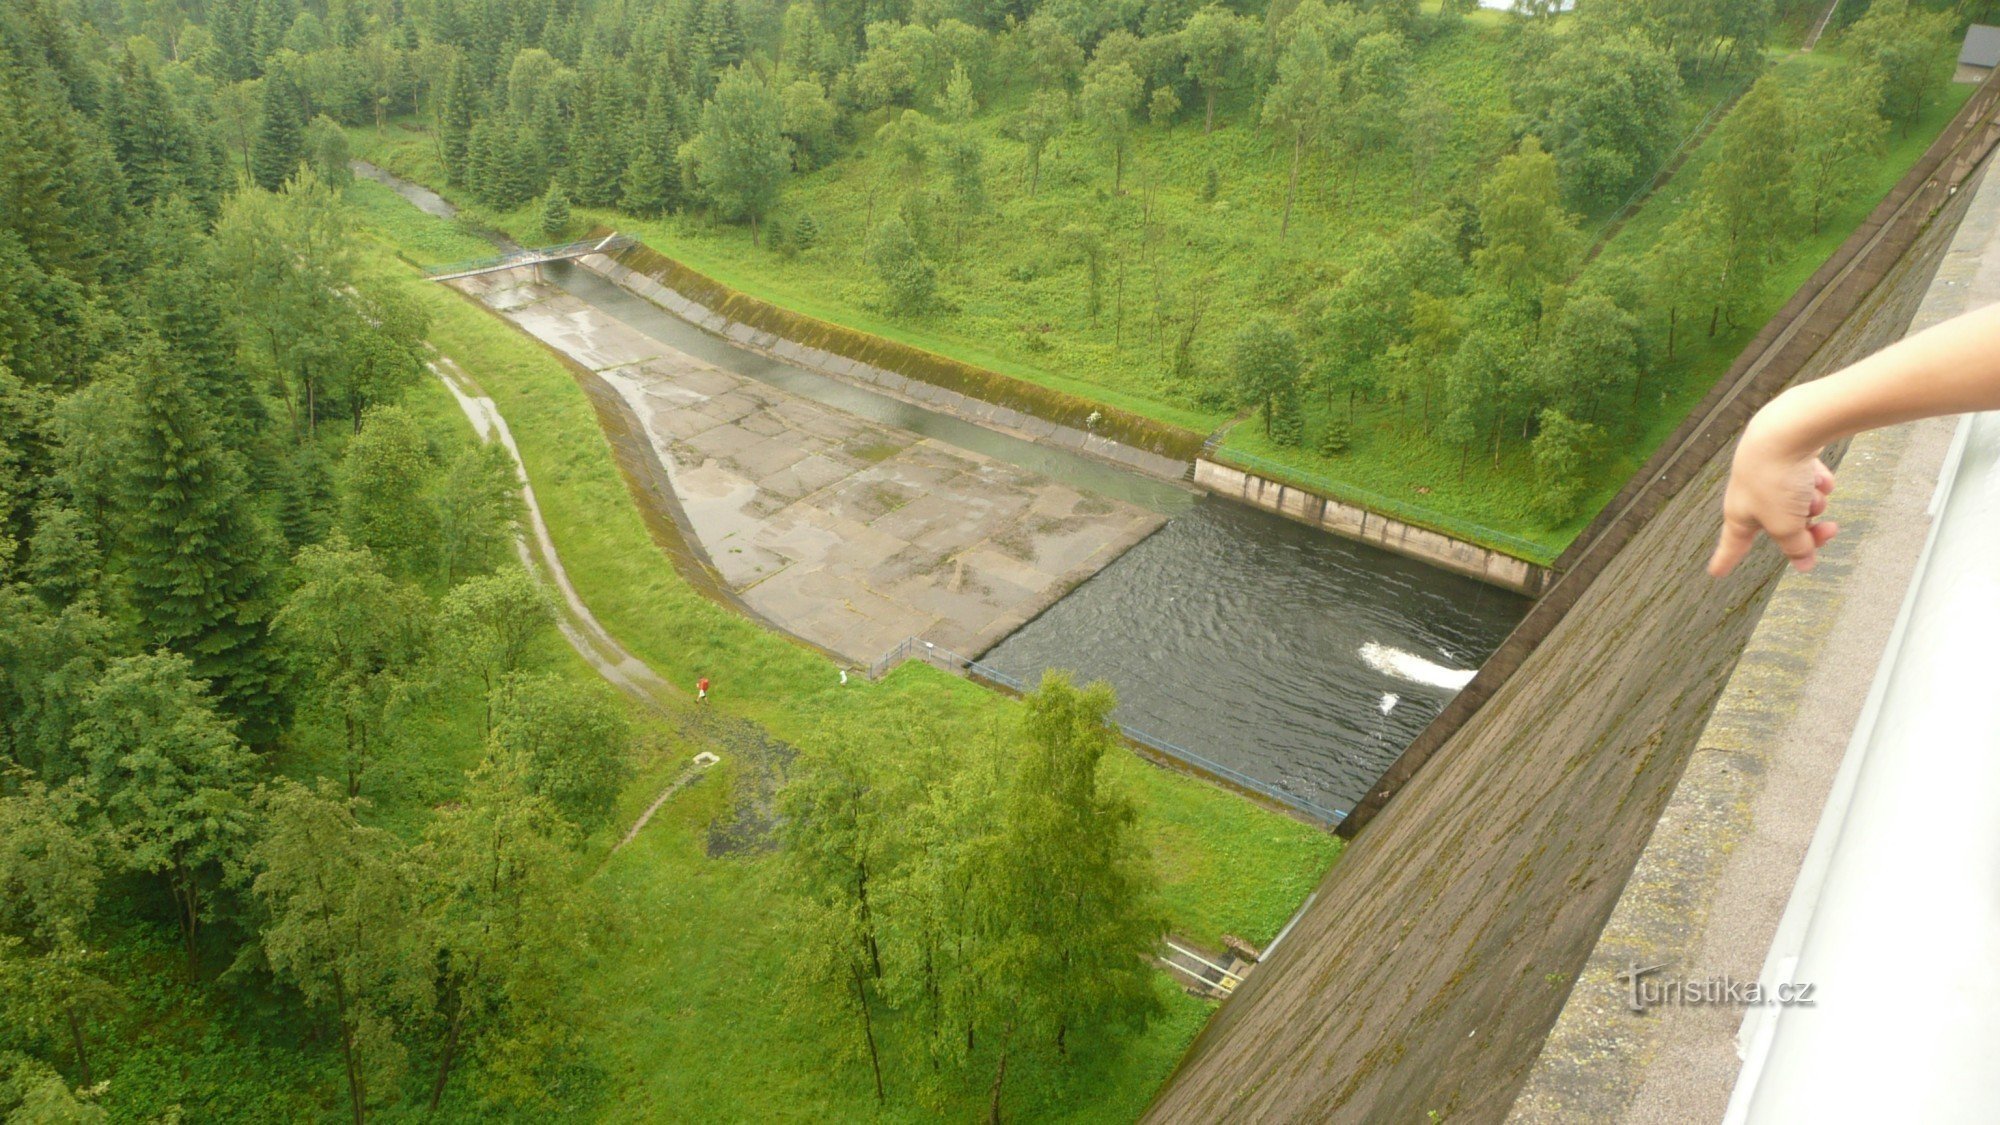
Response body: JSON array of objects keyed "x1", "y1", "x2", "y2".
[
  {"x1": 348, "y1": 29, "x2": 1971, "y2": 563},
  {"x1": 347, "y1": 174, "x2": 1340, "y2": 1119}
]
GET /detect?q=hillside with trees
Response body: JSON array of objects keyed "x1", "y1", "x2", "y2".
[{"x1": 330, "y1": 0, "x2": 1965, "y2": 552}]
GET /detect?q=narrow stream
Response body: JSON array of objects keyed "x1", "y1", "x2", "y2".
[{"x1": 359, "y1": 162, "x2": 1531, "y2": 815}]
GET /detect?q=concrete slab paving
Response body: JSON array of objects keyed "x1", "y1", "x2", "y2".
[{"x1": 455, "y1": 267, "x2": 1165, "y2": 666}]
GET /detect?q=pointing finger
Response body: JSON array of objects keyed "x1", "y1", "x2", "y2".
[{"x1": 1709, "y1": 520, "x2": 1756, "y2": 578}]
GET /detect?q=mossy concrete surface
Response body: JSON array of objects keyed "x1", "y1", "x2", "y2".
[{"x1": 1509, "y1": 151, "x2": 2000, "y2": 1124}]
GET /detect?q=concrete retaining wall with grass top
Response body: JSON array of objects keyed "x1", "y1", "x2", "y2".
[
  {"x1": 1192, "y1": 459, "x2": 1556, "y2": 595},
  {"x1": 580, "y1": 242, "x2": 1200, "y2": 480}
]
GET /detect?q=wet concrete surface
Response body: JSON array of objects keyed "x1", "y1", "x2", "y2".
[{"x1": 449, "y1": 266, "x2": 1165, "y2": 667}]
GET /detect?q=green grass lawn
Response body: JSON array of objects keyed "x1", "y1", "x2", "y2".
[{"x1": 345, "y1": 176, "x2": 1340, "y2": 1121}]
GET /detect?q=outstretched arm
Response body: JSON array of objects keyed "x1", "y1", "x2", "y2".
[{"x1": 1709, "y1": 302, "x2": 2000, "y2": 577}]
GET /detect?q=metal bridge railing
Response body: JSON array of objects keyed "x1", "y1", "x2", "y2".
[
  {"x1": 869, "y1": 637, "x2": 1349, "y2": 826},
  {"x1": 423, "y1": 232, "x2": 637, "y2": 280}
]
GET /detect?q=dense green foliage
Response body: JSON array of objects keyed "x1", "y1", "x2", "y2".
[
  {"x1": 0, "y1": 10, "x2": 620, "y2": 1116},
  {"x1": 779, "y1": 673, "x2": 1164, "y2": 1113}
]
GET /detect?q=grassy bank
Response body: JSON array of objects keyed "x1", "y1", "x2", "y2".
[
  {"x1": 348, "y1": 34, "x2": 1969, "y2": 562},
  {"x1": 347, "y1": 175, "x2": 1339, "y2": 1119}
]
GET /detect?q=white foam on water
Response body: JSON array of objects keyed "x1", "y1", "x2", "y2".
[
  {"x1": 1379, "y1": 692, "x2": 1401, "y2": 715},
  {"x1": 1360, "y1": 642, "x2": 1476, "y2": 690}
]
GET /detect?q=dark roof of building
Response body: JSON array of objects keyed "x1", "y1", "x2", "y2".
[{"x1": 1961, "y1": 23, "x2": 2000, "y2": 68}]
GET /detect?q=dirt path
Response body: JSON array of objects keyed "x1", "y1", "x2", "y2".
[
  {"x1": 1802, "y1": 0, "x2": 1842, "y2": 51},
  {"x1": 429, "y1": 355, "x2": 790, "y2": 853}
]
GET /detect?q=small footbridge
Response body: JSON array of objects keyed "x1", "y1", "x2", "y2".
[{"x1": 425, "y1": 231, "x2": 636, "y2": 283}]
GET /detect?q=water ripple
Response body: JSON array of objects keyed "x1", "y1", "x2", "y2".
[{"x1": 981, "y1": 499, "x2": 1529, "y2": 812}]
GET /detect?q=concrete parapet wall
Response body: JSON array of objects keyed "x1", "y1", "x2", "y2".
[
  {"x1": 1192, "y1": 459, "x2": 1553, "y2": 595},
  {"x1": 1510, "y1": 148, "x2": 2000, "y2": 1125}
]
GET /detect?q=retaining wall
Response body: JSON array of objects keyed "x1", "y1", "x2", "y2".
[{"x1": 1192, "y1": 459, "x2": 1554, "y2": 595}]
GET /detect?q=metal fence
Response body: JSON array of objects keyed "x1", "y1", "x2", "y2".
[
  {"x1": 870, "y1": 637, "x2": 1349, "y2": 826},
  {"x1": 1199, "y1": 435, "x2": 1558, "y2": 565}
]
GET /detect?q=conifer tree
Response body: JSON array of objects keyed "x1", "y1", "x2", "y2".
[
  {"x1": 141, "y1": 201, "x2": 267, "y2": 453},
  {"x1": 621, "y1": 83, "x2": 684, "y2": 216},
  {"x1": 699, "y1": 0, "x2": 749, "y2": 86},
  {"x1": 105, "y1": 54, "x2": 205, "y2": 213},
  {"x1": 565, "y1": 76, "x2": 630, "y2": 207},
  {"x1": 538, "y1": 187, "x2": 571, "y2": 241},
  {"x1": 438, "y1": 58, "x2": 478, "y2": 187},
  {"x1": 0, "y1": 61, "x2": 124, "y2": 285},
  {"x1": 251, "y1": 68, "x2": 306, "y2": 192},
  {"x1": 201, "y1": 0, "x2": 260, "y2": 83},
  {"x1": 113, "y1": 342, "x2": 281, "y2": 744},
  {"x1": 792, "y1": 212, "x2": 821, "y2": 251}
]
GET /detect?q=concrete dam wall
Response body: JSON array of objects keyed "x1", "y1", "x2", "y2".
[
  {"x1": 1141, "y1": 77, "x2": 2000, "y2": 1125},
  {"x1": 1191, "y1": 459, "x2": 1554, "y2": 595}
]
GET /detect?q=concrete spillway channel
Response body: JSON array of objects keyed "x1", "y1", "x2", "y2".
[{"x1": 359, "y1": 162, "x2": 1527, "y2": 817}]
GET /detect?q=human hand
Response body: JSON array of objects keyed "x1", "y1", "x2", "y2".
[{"x1": 1708, "y1": 411, "x2": 1839, "y2": 577}]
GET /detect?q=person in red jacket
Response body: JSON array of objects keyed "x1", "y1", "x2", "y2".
[{"x1": 697, "y1": 676, "x2": 710, "y2": 703}]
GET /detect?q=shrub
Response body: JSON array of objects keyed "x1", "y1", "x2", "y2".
[
  {"x1": 1319, "y1": 423, "x2": 1352, "y2": 457},
  {"x1": 865, "y1": 215, "x2": 936, "y2": 315}
]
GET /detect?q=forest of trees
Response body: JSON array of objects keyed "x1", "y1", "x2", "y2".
[
  {"x1": 1, "y1": 4, "x2": 1167, "y2": 1114},
  {"x1": 2, "y1": 0, "x2": 626, "y2": 1115},
  {"x1": 254, "y1": 0, "x2": 1959, "y2": 525}
]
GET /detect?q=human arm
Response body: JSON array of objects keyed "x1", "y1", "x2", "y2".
[{"x1": 1709, "y1": 302, "x2": 2000, "y2": 577}]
